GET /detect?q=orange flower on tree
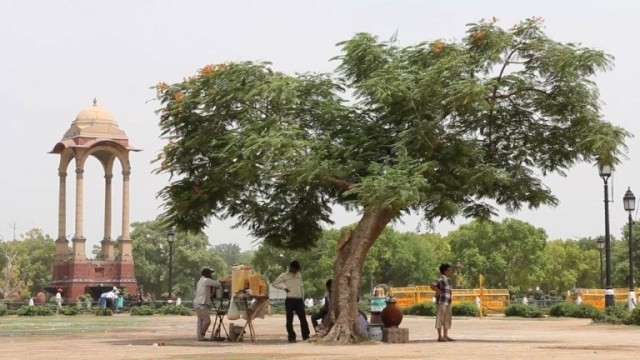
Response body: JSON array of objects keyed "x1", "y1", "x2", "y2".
[
  {"x1": 155, "y1": 82, "x2": 169, "y2": 97},
  {"x1": 471, "y1": 30, "x2": 486, "y2": 47},
  {"x1": 202, "y1": 64, "x2": 215, "y2": 75},
  {"x1": 174, "y1": 92, "x2": 185, "y2": 101},
  {"x1": 431, "y1": 41, "x2": 444, "y2": 55}
]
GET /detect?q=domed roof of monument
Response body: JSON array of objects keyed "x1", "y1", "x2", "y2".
[{"x1": 62, "y1": 99, "x2": 128, "y2": 140}]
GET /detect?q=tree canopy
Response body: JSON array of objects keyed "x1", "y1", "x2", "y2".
[
  {"x1": 154, "y1": 18, "x2": 629, "y2": 342},
  {"x1": 155, "y1": 18, "x2": 628, "y2": 248}
]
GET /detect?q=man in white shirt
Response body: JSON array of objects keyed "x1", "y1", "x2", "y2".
[
  {"x1": 272, "y1": 260, "x2": 310, "y2": 342},
  {"x1": 194, "y1": 267, "x2": 221, "y2": 341},
  {"x1": 55, "y1": 289, "x2": 63, "y2": 314}
]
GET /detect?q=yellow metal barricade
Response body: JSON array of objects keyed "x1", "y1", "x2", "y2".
[
  {"x1": 569, "y1": 288, "x2": 640, "y2": 310},
  {"x1": 568, "y1": 289, "x2": 605, "y2": 309},
  {"x1": 387, "y1": 283, "x2": 510, "y2": 312},
  {"x1": 415, "y1": 286, "x2": 435, "y2": 304},
  {"x1": 480, "y1": 289, "x2": 510, "y2": 312},
  {"x1": 387, "y1": 286, "x2": 418, "y2": 308},
  {"x1": 452, "y1": 289, "x2": 477, "y2": 305}
]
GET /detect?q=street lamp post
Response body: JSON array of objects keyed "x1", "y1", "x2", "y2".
[
  {"x1": 623, "y1": 187, "x2": 636, "y2": 311},
  {"x1": 596, "y1": 236, "x2": 605, "y2": 289},
  {"x1": 599, "y1": 164, "x2": 615, "y2": 308},
  {"x1": 167, "y1": 229, "x2": 176, "y2": 301},
  {"x1": 456, "y1": 259, "x2": 462, "y2": 287}
]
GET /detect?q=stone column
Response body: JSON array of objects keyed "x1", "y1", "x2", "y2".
[
  {"x1": 119, "y1": 169, "x2": 133, "y2": 260},
  {"x1": 101, "y1": 173, "x2": 114, "y2": 260},
  {"x1": 73, "y1": 167, "x2": 86, "y2": 261},
  {"x1": 55, "y1": 170, "x2": 69, "y2": 261}
]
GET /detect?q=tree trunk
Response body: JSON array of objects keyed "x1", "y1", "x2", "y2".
[{"x1": 322, "y1": 208, "x2": 391, "y2": 343}]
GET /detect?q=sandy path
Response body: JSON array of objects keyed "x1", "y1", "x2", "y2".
[{"x1": 1, "y1": 315, "x2": 639, "y2": 359}]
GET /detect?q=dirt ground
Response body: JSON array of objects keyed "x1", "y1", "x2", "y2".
[{"x1": 2, "y1": 314, "x2": 640, "y2": 360}]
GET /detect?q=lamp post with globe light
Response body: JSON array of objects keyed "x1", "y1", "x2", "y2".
[
  {"x1": 623, "y1": 187, "x2": 636, "y2": 310},
  {"x1": 598, "y1": 164, "x2": 614, "y2": 308}
]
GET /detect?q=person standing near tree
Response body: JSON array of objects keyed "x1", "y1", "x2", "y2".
[
  {"x1": 430, "y1": 263, "x2": 455, "y2": 342},
  {"x1": 272, "y1": 260, "x2": 310, "y2": 343},
  {"x1": 193, "y1": 267, "x2": 221, "y2": 341}
]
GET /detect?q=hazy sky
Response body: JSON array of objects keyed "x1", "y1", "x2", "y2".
[{"x1": 1, "y1": 1, "x2": 639, "y2": 254}]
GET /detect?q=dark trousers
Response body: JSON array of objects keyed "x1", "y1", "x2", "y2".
[
  {"x1": 285, "y1": 297, "x2": 310, "y2": 341},
  {"x1": 311, "y1": 309, "x2": 328, "y2": 330}
]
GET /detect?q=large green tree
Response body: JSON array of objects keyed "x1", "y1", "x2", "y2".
[
  {"x1": 539, "y1": 239, "x2": 600, "y2": 293},
  {"x1": 213, "y1": 243, "x2": 253, "y2": 274},
  {"x1": 155, "y1": 18, "x2": 628, "y2": 342},
  {"x1": 447, "y1": 219, "x2": 547, "y2": 289},
  {"x1": 0, "y1": 228, "x2": 54, "y2": 299},
  {"x1": 130, "y1": 220, "x2": 226, "y2": 299}
]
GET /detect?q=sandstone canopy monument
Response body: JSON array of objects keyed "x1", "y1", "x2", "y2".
[{"x1": 48, "y1": 100, "x2": 140, "y2": 300}]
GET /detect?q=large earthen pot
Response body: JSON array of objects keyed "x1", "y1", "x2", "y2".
[
  {"x1": 8, "y1": 292, "x2": 21, "y2": 302},
  {"x1": 380, "y1": 297, "x2": 403, "y2": 327},
  {"x1": 35, "y1": 292, "x2": 46, "y2": 304}
]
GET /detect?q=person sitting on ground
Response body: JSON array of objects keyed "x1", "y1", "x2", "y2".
[
  {"x1": 311, "y1": 279, "x2": 332, "y2": 332},
  {"x1": 358, "y1": 309, "x2": 368, "y2": 335},
  {"x1": 357, "y1": 296, "x2": 368, "y2": 336}
]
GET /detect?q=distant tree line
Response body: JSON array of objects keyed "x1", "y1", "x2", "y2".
[{"x1": 1, "y1": 218, "x2": 638, "y2": 300}]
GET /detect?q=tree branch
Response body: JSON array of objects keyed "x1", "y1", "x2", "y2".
[
  {"x1": 326, "y1": 177, "x2": 353, "y2": 191},
  {"x1": 484, "y1": 87, "x2": 551, "y2": 100}
]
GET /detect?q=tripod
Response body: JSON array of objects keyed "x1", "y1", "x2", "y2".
[{"x1": 210, "y1": 297, "x2": 230, "y2": 341}]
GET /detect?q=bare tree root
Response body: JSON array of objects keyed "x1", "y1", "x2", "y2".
[{"x1": 321, "y1": 322, "x2": 358, "y2": 343}]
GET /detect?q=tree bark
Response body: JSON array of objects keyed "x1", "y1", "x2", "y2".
[{"x1": 321, "y1": 207, "x2": 391, "y2": 343}]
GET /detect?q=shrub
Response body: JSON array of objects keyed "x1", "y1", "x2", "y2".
[
  {"x1": 403, "y1": 302, "x2": 437, "y2": 316},
  {"x1": 158, "y1": 304, "x2": 194, "y2": 316},
  {"x1": 269, "y1": 303, "x2": 285, "y2": 315},
  {"x1": 572, "y1": 304, "x2": 600, "y2": 319},
  {"x1": 17, "y1": 305, "x2": 54, "y2": 316},
  {"x1": 452, "y1": 302, "x2": 478, "y2": 317},
  {"x1": 61, "y1": 306, "x2": 79, "y2": 316},
  {"x1": 592, "y1": 303, "x2": 630, "y2": 324},
  {"x1": 549, "y1": 302, "x2": 579, "y2": 317},
  {"x1": 93, "y1": 307, "x2": 113, "y2": 316},
  {"x1": 628, "y1": 307, "x2": 640, "y2": 325},
  {"x1": 305, "y1": 304, "x2": 320, "y2": 316},
  {"x1": 504, "y1": 304, "x2": 544, "y2": 318},
  {"x1": 78, "y1": 294, "x2": 93, "y2": 303},
  {"x1": 0, "y1": 305, "x2": 8, "y2": 316},
  {"x1": 130, "y1": 305, "x2": 155, "y2": 316}
]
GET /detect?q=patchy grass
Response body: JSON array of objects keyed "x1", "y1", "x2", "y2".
[{"x1": 0, "y1": 314, "x2": 161, "y2": 336}]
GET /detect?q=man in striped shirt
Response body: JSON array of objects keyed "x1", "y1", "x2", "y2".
[
  {"x1": 430, "y1": 263, "x2": 455, "y2": 342},
  {"x1": 272, "y1": 260, "x2": 310, "y2": 342}
]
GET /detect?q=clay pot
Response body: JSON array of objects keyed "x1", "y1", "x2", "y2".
[
  {"x1": 35, "y1": 292, "x2": 46, "y2": 304},
  {"x1": 8, "y1": 292, "x2": 21, "y2": 302},
  {"x1": 380, "y1": 297, "x2": 403, "y2": 327}
]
